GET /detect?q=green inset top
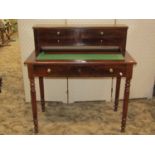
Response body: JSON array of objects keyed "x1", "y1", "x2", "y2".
[{"x1": 37, "y1": 52, "x2": 124, "y2": 61}]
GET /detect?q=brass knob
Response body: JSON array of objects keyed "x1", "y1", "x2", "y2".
[
  {"x1": 119, "y1": 72, "x2": 123, "y2": 76},
  {"x1": 57, "y1": 31, "x2": 60, "y2": 35},
  {"x1": 109, "y1": 68, "x2": 113, "y2": 73},
  {"x1": 47, "y1": 68, "x2": 51, "y2": 73},
  {"x1": 57, "y1": 39, "x2": 60, "y2": 43},
  {"x1": 100, "y1": 31, "x2": 104, "y2": 35}
]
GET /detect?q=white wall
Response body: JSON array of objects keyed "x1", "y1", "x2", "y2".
[
  {"x1": 18, "y1": 19, "x2": 155, "y2": 103},
  {"x1": 117, "y1": 20, "x2": 155, "y2": 98}
]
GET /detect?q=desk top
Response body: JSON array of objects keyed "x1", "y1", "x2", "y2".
[{"x1": 25, "y1": 52, "x2": 136, "y2": 65}]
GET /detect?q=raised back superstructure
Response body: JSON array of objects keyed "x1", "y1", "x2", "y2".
[{"x1": 33, "y1": 25, "x2": 128, "y2": 57}]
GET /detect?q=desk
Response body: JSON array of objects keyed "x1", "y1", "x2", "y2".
[{"x1": 25, "y1": 52, "x2": 136, "y2": 133}]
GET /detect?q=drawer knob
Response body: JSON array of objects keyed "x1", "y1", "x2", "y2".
[
  {"x1": 109, "y1": 68, "x2": 113, "y2": 73},
  {"x1": 57, "y1": 31, "x2": 60, "y2": 35},
  {"x1": 119, "y1": 72, "x2": 123, "y2": 76},
  {"x1": 100, "y1": 39, "x2": 103, "y2": 43},
  {"x1": 78, "y1": 69, "x2": 81, "y2": 73},
  {"x1": 47, "y1": 68, "x2": 52, "y2": 73},
  {"x1": 100, "y1": 31, "x2": 104, "y2": 35},
  {"x1": 57, "y1": 39, "x2": 60, "y2": 43}
]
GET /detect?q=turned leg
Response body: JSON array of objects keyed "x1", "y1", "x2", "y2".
[
  {"x1": 30, "y1": 77, "x2": 38, "y2": 133},
  {"x1": 39, "y1": 77, "x2": 45, "y2": 112},
  {"x1": 121, "y1": 77, "x2": 131, "y2": 132},
  {"x1": 114, "y1": 76, "x2": 121, "y2": 111}
]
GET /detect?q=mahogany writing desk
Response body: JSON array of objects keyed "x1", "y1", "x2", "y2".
[{"x1": 24, "y1": 25, "x2": 136, "y2": 133}]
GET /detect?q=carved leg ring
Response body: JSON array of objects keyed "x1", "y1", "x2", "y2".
[
  {"x1": 39, "y1": 77, "x2": 45, "y2": 112},
  {"x1": 114, "y1": 76, "x2": 121, "y2": 111},
  {"x1": 121, "y1": 78, "x2": 131, "y2": 132},
  {"x1": 30, "y1": 78, "x2": 38, "y2": 133}
]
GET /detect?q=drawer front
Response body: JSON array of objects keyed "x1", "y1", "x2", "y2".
[
  {"x1": 68, "y1": 65, "x2": 126, "y2": 77},
  {"x1": 33, "y1": 65, "x2": 69, "y2": 77},
  {"x1": 81, "y1": 38, "x2": 124, "y2": 46},
  {"x1": 37, "y1": 28, "x2": 76, "y2": 38},
  {"x1": 81, "y1": 28, "x2": 126, "y2": 39},
  {"x1": 40, "y1": 38, "x2": 76, "y2": 46},
  {"x1": 94, "y1": 65, "x2": 126, "y2": 77},
  {"x1": 33, "y1": 65, "x2": 126, "y2": 77}
]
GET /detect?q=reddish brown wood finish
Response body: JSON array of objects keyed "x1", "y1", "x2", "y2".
[
  {"x1": 39, "y1": 77, "x2": 45, "y2": 112},
  {"x1": 33, "y1": 26, "x2": 128, "y2": 56},
  {"x1": 25, "y1": 52, "x2": 136, "y2": 133},
  {"x1": 24, "y1": 25, "x2": 136, "y2": 133},
  {"x1": 121, "y1": 65, "x2": 133, "y2": 132},
  {"x1": 28, "y1": 65, "x2": 38, "y2": 133},
  {"x1": 114, "y1": 76, "x2": 121, "y2": 111}
]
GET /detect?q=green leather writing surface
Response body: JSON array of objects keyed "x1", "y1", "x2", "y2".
[{"x1": 37, "y1": 52, "x2": 124, "y2": 61}]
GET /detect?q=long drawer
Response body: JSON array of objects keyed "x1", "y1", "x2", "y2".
[{"x1": 33, "y1": 64, "x2": 126, "y2": 77}]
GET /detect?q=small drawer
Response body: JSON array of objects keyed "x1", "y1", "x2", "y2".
[
  {"x1": 68, "y1": 65, "x2": 126, "y2": 77},
  {"x1": 68, "y1": 66, "x2": 94, "y2": 77},
  {"x1": 33, "y1": 65, "x2": 68, "y2": 77},
  {"x1": 39, "y1": 38, "x2": 76, "y2": 46},
  {"x1": 93, "y1": 65, "x2": 126, "y2": 77},
  {"x1": 81, "y1": 38, "x2": 123, "y2": 46},
  {"x1": 80, "y1": 28, "x2": 126, "y2": 39},
  {"x1": 38, "y1": 28, "x2": 76, "y2": 38}
]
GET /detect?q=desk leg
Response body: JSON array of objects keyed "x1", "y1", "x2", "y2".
[
  {"x1": 121, "y1": 77, "x2": 131, "y2": 132},
  {"x1": 30, "y1": 78, "x2": 38, "y2": 133},
  {"x1": 114, "y1": 76, "x2": 121, "y2": 111},
  {"x1": 39, "y1": 77, "x2": 45, "y2": 112}
]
